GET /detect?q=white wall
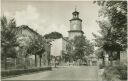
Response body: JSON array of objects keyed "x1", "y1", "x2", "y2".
[{"x1": 51, "y1": 38, "x2": 63, "y2": 56}]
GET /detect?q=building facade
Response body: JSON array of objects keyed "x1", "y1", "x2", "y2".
[
  {"x1": 50, "y1": 38, "x2": 72, "y2": 65},
  {"x1": 50, "y1": 38, "x2": 71, "y2": 57}
]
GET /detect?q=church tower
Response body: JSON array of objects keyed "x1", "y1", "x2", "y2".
[{"x1": 68, "y1": 8, "x2": 84, "y2": 40}]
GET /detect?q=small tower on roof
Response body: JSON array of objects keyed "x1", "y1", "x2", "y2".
[
  {"x1": 72, "y1": 6, "x2": 79, "y2": 18},
  {"x1": 68, "y1": 6, "x2": 84, "y2": 40}
]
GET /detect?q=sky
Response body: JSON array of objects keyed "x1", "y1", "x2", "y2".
[{"x1": 1, "y1": 0, "x2": 100, "y2": 40}]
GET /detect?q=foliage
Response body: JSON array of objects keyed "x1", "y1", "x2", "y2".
[
  {"x1": 44, "y1": 32, "x2": 63, "y2": 39},
  {"x1": 99, "y1": 63, "x2": 105, "y2": 69},
  {"x1": 102, "y1": 63, "x2": 127, "y2": 81},
  {"x1": 1, "y1": 16, "x2": 19, "y2": 58},
  {"x1": 95, "y1": 47, "x2": 104, "y2": 59},
  {"x1": 73, "y1": 36, "x2": 94, "y2": 60},
  {"x1": 27, "y1": 35, "x2": 45, "y2": 67},
  {"x1": 93, "y1": 1, "x2": 127, "y2": 61},
  {"x1": 65, "y1": 43, "x2": 73, "y2": 62},
  {"x1": 27, "y1": 36, "x2": 45, "y2": 56}
]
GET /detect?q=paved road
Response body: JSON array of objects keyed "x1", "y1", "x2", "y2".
[{"x1": 3, "y1": 66, "x2": 99, "y2": 81}]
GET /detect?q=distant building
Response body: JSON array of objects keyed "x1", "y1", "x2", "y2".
[
  {"x1": 49, "y1": 37, "x2": 72, "y2": 65},
  {"x1": 50, "y1": 37, "x2": 71, "y2": 57},
  {"x1": 68, "y1": 9, "x2": 84, "y2": 40}
]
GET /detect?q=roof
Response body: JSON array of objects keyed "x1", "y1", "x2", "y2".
[
  {"x1": 14, "y1": 25, "x2": 51, "y2": 45},
  {"x1": 72, "y1": 11, "x2": 79, "y2": 15},
  {"x1": 69, "y1": 18, "x2": 82, "y2": 21},
  {"x1": 48, "y1": 37, "x2": 72, "y2": 45},
  {"x1": 68, "y1": 30, "x2": 84, "y2": 34},
  {"x1": 17, "y1": 25, "x2": 40, "y2": 36},
  {"x1": 63, "y1": 37, "x2": 69, "y2": 41}
]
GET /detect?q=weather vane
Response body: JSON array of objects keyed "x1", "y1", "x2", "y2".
[{"x1": 75, "y1": 5, "x2": 77, "y2": 11}]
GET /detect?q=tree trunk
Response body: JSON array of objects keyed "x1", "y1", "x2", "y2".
[
  {"x1": 47, "y1": 53, "x2": 50, "y2": 66},
  {"x1": 14, "y1": 58, "x2": 17, "y2": 69},
  {"x1": 39, "y1": 56, "x2": 42, "y2": 67},
  {"x1": 25, "y1": 57, "x2": 28, "y2": 69},
  {"x1": 109, "y1": 51, "x2": 113, "y2": 66},
  {"x1": 102, "y1": 56, "x2": 105, "y2": 66},
  {"x1": 35, "y1": 54, "x2": 37, "y2": 67},
  {"x1": 117, "y1": 51, "x2": 120, "y2": 60},
  {"x1": 4, "y1": 47, "x2": 7, "y2": 70},
  {"x1": 54, "y1": 57, "x2": 57, "y2": 68},
  {"x1": 4, "y1": 56, "x2": 7, "y2": 70}
]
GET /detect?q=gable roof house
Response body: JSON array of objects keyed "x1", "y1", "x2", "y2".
[{"x1": 13, "y1": 25, "x2": 51, "y2": 67}]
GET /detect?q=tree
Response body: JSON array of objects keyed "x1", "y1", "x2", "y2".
[
  {"x1": 1, "y1": 16, "x2": 19, "y2": 69},
  {"x1": 73, "y1": 36, "x2": 94, "y2": 61},
  {"x1": 16, "y1": 25, "x2": 46, "y2": 68},
  {"x1": 36, "y1": 36, "x2": 45, "y2": 67},
  {"x1": 66, "y1": 43, "x2": 73, "y2": 62},
  {"x1": 44, "y1": 32, "x2": 63, "y2": 39},
  {"x1": 95, "y1": 47, "x2": 105, "y2": 66},
  {"x1": 93, "y1": 1, "x2": 127, "y2": 63},
  {"x1": 27, "y1": 36, "x2": 45, "y2": 67}
]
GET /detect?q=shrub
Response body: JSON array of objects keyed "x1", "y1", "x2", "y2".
[
  {"x1": 99, "y1": 63, "x2": 105, "y2": 69},
  {"x1": 102, "y1": 64, "x2": 127, "y2": 81}
]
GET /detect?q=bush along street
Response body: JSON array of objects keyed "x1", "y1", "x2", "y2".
[
  {"x1": 2, "y1": 67, "x2": 52, "y2": 78},
  {"x1": 102, "y1": 64, "x2": 127, "y2": 81}
]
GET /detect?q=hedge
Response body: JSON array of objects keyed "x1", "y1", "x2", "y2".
[{"x1": 1, "y1": 67, "x2": 52, "y2": 77}]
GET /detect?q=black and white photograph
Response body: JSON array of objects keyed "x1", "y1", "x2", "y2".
[{"x1": 1, "y1": 0, "x2": 127, "y2": 81}]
